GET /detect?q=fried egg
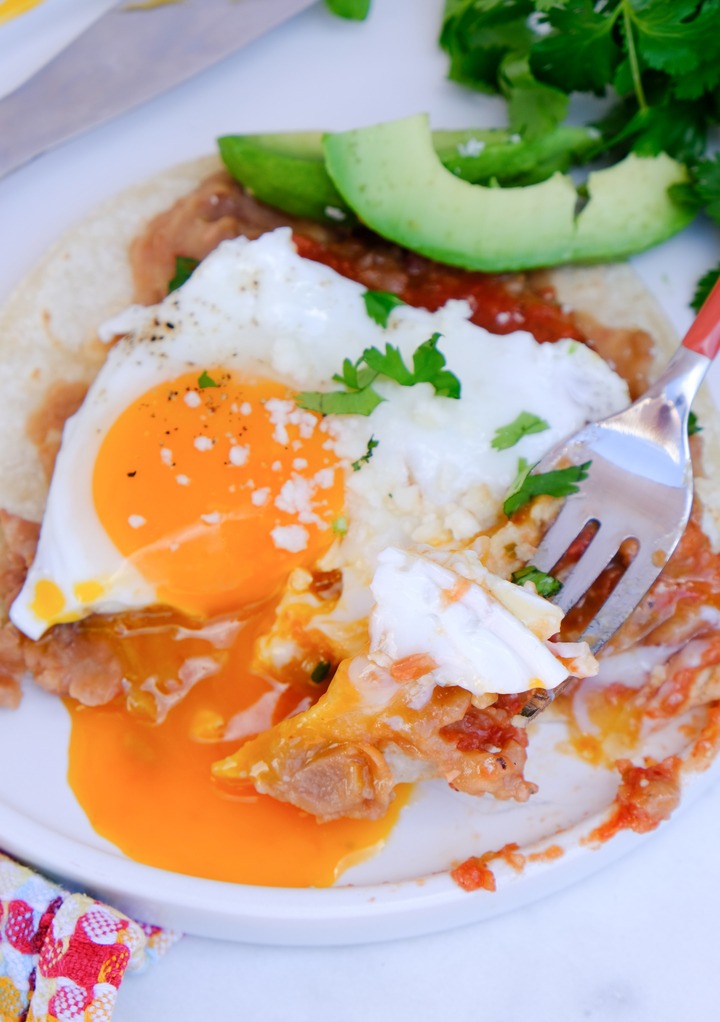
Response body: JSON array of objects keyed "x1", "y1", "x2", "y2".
[{"x1": 10, "y1": 228, "x2": 629, "y2": 651}]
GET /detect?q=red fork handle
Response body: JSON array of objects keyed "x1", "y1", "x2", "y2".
[{"x1": 683, "y1": 275, "x2": 720, "y2": 359}]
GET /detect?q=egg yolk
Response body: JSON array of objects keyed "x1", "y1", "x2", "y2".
[
  {"x1": 62, "y1": 370, "x2": 408, "y2": 886},
  {"x1": 92, "y1": 370, "x2": 344, "y2": 618}
]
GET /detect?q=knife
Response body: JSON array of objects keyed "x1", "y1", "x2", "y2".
[{"x1": 0, "y1": 0, "x2": 317, "y2": 181}]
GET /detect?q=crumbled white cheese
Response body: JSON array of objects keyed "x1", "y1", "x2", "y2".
[
  {"x1": 251, "y1": 487, "x2": 270, "y2": 507},
  {"x1": 456, "y1": 137, "x2": 485, "y2": 157},
  {"x1": 229, "y1": 445, "x2": 249, "y2": 467},
  {"x1": 271, "y1": 524, "x2": 309, "y2": 552}
]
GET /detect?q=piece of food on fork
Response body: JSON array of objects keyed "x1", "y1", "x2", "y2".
[
  {"x1": 520, "y1": 277, "x2": 720, "y2": 720},
  {"x1": 213, "y1": 545, "x2": 598, "y2": 820}
]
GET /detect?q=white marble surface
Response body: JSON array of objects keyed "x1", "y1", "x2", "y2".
[
  {"x1": 116, "y1": 779, "x2": 720, "y2": 1021},
  {"x1": 1, "y1": 1, "x2": 719, "y2": 1019}
]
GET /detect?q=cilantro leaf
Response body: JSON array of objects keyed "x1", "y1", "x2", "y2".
[
  {"x1": 351, "y1": 436, "x2": 379, "y2": 471},
  {"x1": 295, "y1": 335, "x2": 460, "y2": 416},
  {"x1": 491, "y1": 411, "x2": 550, "y2": 450},
  {"x1": 631, "y1": 1, "x2": 720, "y2": 79},
  {"x1": 529, "y1": 1, "x2": 622, "y2": 96},
  {"x1": 503, "y1": 458, "x2": 591, "y2": 516},
  {"x1": 324, "y1": 0, "x2": 371, "y2": 18},
  {"x1": 691, "y1": 263, "x2": 720, "y2": 313},
  {"x1": 511, "y1": 565, "x2": 563, "y2": 597},
  {"x1": 363, "y1": 289, "x2": 406, "y2": 327},
  {"x1": 688, "y1": 410, "x2": 702, "y2": 436},
  {"x1": 440, "y1": 0, "x2": 535, "y2": 92},
  {"x1": 332, "y1": 357, "x2": 378, "y2": 391},
  {"x1": 363, "y1": 333, "x2": 462, "y2": 397},
  {"x1": 362, "y1": 344, "x2": 415, "y2": 386},
  {"x1": 198, "y1": 370, "x2": 219, "y2": 389},
  {"x1": 606, "y1": 99, "x2": 709, "y2": 161},
  {"x1": 168, "y1": 256, "x2": 199, "y2": 293},
  {"x1": 411, "y1": 333, "x2": 462, "y2": 398},
  {"x1": 692, "y1": 155, "x2": 720, "y2": 224},
  {"x1": 500, "y1": 54, "x2": 568, "y2": 139},
  {"x1": 296, "y1": 387, "x2": 383, "y2": 416}
]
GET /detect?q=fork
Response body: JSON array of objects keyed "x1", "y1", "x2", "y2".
[{"x1": 520, "y1": 278, "x2": 720, "y2": 721}]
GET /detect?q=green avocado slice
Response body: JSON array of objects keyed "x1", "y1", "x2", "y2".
[
  {"x1": 322, "y1": 113, "x2": 695, "y2": 271},
  {"x1": 218, "y1": 133, "x2": 353, "y2": 225},
  {"x1": 218, "y1": 125, "x2": 598, "y2": 226}
]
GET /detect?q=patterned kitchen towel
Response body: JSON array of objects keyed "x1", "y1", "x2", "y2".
[{"x1": 0, "y1": 851, "x2": 179, "y2": 1021}]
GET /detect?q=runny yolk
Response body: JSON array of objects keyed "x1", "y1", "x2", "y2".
[
  {"x1": 92, "y1": 370, "x2": 344, "y2": 618},
  {"x1": 69, "y1": 370, "x2": 403, "y2": 885},
  {"x1": 66, "y1": 603, "x2": 408, "y2": 888}
]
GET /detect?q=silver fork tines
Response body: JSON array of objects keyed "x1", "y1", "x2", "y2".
[{"x1": 520, "y1": 345, "x2": 710, "y2": 721}]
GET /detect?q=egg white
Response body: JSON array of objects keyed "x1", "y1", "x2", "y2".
[{"x1": 10, "y1": 228, "x2": 630, "y2": 641}]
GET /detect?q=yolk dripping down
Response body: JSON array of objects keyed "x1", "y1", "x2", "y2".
[
  {"x1": 64, "y1": 371, "x2": 407, "y2": 884},
  {"x1": 66, "y1": 605, "x2": 408, "y2": 888},
  {"x1": 93, "y1": 370, "x2": 344, "y2": 618}
]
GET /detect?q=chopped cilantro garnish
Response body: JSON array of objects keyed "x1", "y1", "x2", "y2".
[
  {"x1": 351, "y1": 436, "x2": 379, "y2": 472},
  {"x1": 167, "y1": 256, "x2": 199, "y2": 293},
  {"x1": 491, "y1": 411, "x2": 550, "y2": 450},
  {"x1": 363, "y1": 289, "x2": 406, "y2": 327},
  {"x1": 295, "y1": 387, "x2": 383, "y2": 417},
  {"x1": 296, "y1": 333, "x2": 460, "y2": 416},
  {"x1": 688, "y1": 410, "x2": 702, "y2": 436},
  {"x1": 311, "y1": 660, "x2": 332, "y2": 683},
  {"x1": 198, "y1": 370, "x2": 219, "y2": 389},
  {"x1": 364, "y1": 333, "x2": 462, "y2": 398},
  {"x1": 503, "y1": 458, "x2": 591, "y2": 517},
  {"x1": 511, "y1": 565, "x2": 562, "y2": 598}
]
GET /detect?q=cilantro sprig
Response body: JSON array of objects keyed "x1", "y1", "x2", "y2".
[
  {"x1": 296, "y1": 333, "x2": 461, "y2": 416},
  {"x1": 363, "y1": 289, "x2": 406, "y2": 327},
  {"x1": 491, "y1": 411, "x2": 550, "y2": 450},
  {"x1": 511, "y1": 565, "x2": 563, "y2": 598},
  {"x1": 439, "y1": 0, "x2": 720, "y2": 264},
  {"x1": 503, "y1": 458, "x2": 591, "y2": 517},
  {"x1": 442, "y1": 0, "x2": 720, "y2": 165},
  {"x1": 168, "y1": 256, "x2": 199, "y2": 293}
]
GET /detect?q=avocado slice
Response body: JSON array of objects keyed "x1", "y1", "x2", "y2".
[
  {"x1": 218, "y1": 125, "x2": 598, "y2": 226},
  {"x1": 322, "y1": 113, "x2": 695, "y2": 271},
  {"x1": 218, "y1": 133, "x2": 354, "y2": 225}
]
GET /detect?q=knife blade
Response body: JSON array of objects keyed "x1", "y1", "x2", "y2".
[{"x1": 0, "y1": 0, "x2": 317, "y2": 181}]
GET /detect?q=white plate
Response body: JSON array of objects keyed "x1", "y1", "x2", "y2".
[
  {"x1": 1, "y1": 0, "x2": 719, "y2": 946},
  {"x1": 0, "y1": 679, "x2": 718, "y2": 944}
]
